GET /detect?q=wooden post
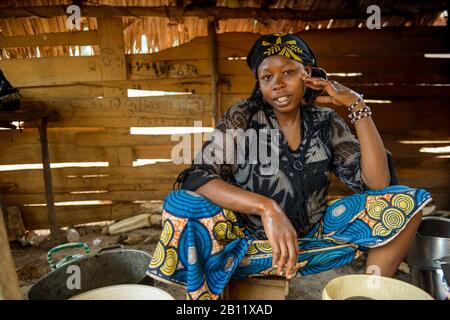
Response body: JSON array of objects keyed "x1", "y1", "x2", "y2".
[
  {"x1": 97, "y1": 17, "x2": 127, "y2": 98},
  {"x1": 38, "y1": 117, "x2": 61, "y2": 240},
  {"x1": 0, "y1": 204, "x2": 22, "y2": 300},
  {"x1": 207, "y1": 17, "x2": 220, "y2": 125},
  {"x1": 0, "y1": 191, "x2": 9, "y2": 232}
]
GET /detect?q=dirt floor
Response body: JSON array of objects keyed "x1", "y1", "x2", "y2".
[{"x1": 10, "y1": 223, "x2": 411, "y2": 300}]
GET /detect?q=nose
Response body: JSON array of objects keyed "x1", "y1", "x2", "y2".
[{"x1": 272, "y1": 75, "x2": 285, "y2": 91}]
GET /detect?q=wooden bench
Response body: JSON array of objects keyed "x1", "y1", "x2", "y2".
[{"x1": 223, "y1": 276, "x2": 290, "y2": 300}]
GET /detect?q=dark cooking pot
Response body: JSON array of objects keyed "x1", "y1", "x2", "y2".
[{"x1": 28, "y1": 245, "x2": 153, "y2": 300}]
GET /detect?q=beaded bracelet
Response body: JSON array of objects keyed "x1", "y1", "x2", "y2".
[
  {"x1": 347, "y1": 94, "x2": 364, "y2": 112},
  {"x1": 349, "y1": 106, "x2": 372, "y2": 124},
  {"x1": 350, "y1": 111, "x2": 372, "y2": 124},
  {"x1": 348, "y1": 106, "x2": 371, "y2": 119}
]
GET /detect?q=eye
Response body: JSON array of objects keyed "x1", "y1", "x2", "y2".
[
  {"x1": 261, "y1": 74, "x2": 272, "y2": 81},
  {"x1": 283, "y1": 69, "x2": 295, "y2": 76}
]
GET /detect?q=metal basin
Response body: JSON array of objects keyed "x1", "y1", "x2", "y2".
[
  {"x1": 437, "y1": 255, "x2": 450, "y2": 287},
  {"x1": 406, "y1": 216, "x2": 450, "y2": 270},
  {"x1": 406, "y1": 216, "x2": 450, "y2": 299},
  {"x1": 28, "y1": 247, "x2": 153, "y2": 300}
]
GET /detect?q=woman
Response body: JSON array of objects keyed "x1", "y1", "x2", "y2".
[{"x1": 146, "y1": 33, "x2": 432, "y2": 300}]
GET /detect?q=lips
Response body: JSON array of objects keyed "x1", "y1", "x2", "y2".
[{"x1": 273, "y1": 95, "x2": 291, "y2": 107}]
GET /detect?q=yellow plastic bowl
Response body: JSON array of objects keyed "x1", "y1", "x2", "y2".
[{"x1": 322, "y1": 275, "x2": 433, "y2": 300}]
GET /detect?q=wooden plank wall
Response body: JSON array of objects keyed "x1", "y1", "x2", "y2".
[{"x1": 0, "y1": 26, "x2": 449, "y2": 230}]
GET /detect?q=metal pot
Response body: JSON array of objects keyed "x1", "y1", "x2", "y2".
[
  {"x1": 437, "y1": 255, "x2": 450, "y2": 287},
  {"x1": 406, "y1": 216, "x2": 450, "y2": 269},
  {"x1": 28, "y1": 245, "x2": 155, "y2": 300},
  {"x1": 406, "y1": 216, "x2": 450, "y2": 300}
]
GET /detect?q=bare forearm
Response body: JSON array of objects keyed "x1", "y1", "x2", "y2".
[
  {"x1": 195, "y1": 178, "x2": 271, "y2": 216},
  {"x1": 353, "y1": 102, "x2": 390, "y2": 189}
]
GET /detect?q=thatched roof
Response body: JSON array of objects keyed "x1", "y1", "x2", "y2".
[{"x1": 0, "y1": 0, "x2": 446, "y2": 59}]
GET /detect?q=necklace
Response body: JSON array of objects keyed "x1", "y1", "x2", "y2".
[{"x1": 263, "y1": 109, "x2": 312, "y2": 172}]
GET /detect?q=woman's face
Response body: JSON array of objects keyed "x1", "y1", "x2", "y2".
[{"x1": 257, "y1": 55, "x2": 311, "y2": 115}]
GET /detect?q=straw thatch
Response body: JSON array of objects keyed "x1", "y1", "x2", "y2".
[{"x1": 0, "y1": 0, "x2": 445, "y2": 59}]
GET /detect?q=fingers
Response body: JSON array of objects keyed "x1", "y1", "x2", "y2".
[
  {"x1": 315, "y1": 95, "x2": 334, "y2": 106},
  {"x1": 304, "y1": 77, "x2": 334, "y2": 93},
  {"x1": 277, "y1": 242, "x2": 288, "y2": 276},
  {"x1": 303, "y1": 77, "x2": 328, "y2": 86},
  {"x1": 271, "y1": 241, "x2": 280, "y2": 269},
  {"x1": 285, "y1": 234, "x2": 298, "y2": 279},
  {"x1": 304, "y1": 82, "x2": 323, "y2": 91}
]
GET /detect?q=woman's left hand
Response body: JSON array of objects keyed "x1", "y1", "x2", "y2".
[{"x1": 302, "y1": 73, "x2": 362, "y2": 107}]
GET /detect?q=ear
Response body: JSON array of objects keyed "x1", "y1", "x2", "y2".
[{"x1": 304, "y1": 65, "x2": 312, "y2": 77}]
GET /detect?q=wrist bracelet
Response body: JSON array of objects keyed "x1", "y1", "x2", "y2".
[
  {"x1": 351, "y1": 112, "x2": 372, "y2": 124},
  {"x1": 349, "y1": 105, "x2": 372, "y2": 124},
  {"x1": 348, "y1": 106, "x2": 371, "y2": 119},
  {"x1": 347, "y1": 94, "x2": 364, "y2": 112},
  {"x1": 350, "y1": 108, "x2": 372, "y2": 123}
]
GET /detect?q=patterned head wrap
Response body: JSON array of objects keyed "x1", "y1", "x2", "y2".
[{"x1": 246, "y1": 32, "x2": 317, "y2": 78}]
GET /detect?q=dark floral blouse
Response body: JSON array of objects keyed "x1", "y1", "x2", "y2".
[{"x1": 175, "y1": 99, "x2": 397, "y2": 239}]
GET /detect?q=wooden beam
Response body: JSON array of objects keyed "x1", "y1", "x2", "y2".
[
  {"x1": 0, "y1": 110, "x2": 57, "y2": 122},
  {"x1": 346, "y1": 85, "x2": 450, "y2": 99},
  {"x1": 97, "y1": 17, "x2": 127, "y2": 97},
  {"x1": 19, "y1": 202, "x2": 144, "y2": 230},
  {"x1": 3, "y1": 190, "x2": 170, "y2": 206},
  {"x1": 127, "y1": 54, "x2": 450, "y2": 84},
  {"x1": 0, "y1": 31, "x2": 98, "y2": 48},
  {"x1": 19, "y1": 85, "x2": 103, "y2": 98},
  {"x1": 0, "y1": 144, "x2": 108, "y2": 164},
  {"x1": 129, "y1": 29, "x2": 449, "y2": 61},
  {"x1": 333, "y1": 99, "x2": 450, "y2": 136},
  {"x1": 301, "y1": 27, "x2": 450, "y2": 57},
  {"x1": 0, "y1": 4, "x2": 446, "y2": 20},
  {"x1": 0, "y1": 164, "x2": 186, "y2": 194},
  {"x1": 0, "y1": 56, "x2": 101, "y2": 87},
  {"x1": 207, "y1": 17, "x2": 220, "y2": 124},
  {"x1": 18, "y1": 94, "x2": 212, "y2": 128}
]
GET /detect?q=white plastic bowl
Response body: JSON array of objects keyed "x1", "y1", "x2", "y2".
[
  {"x1": 322, "y1": 274, "x2": 433, "y2": 300},
  {"x1": 69, "y1": 284, "x2": 175, "y2": 300}
]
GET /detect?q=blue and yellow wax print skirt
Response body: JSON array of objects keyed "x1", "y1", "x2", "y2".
[{"x1": 146, "y1": 185, "x2": 432, "y2": 300}]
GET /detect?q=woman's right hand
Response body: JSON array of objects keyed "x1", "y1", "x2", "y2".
[{"x1": 260, "y1": 199, "x2": 299, "y2": 279}]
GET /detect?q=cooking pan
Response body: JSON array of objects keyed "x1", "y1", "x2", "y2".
[{"x1": 28, "y1": 244, "x2": 156, "y2": 300}]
